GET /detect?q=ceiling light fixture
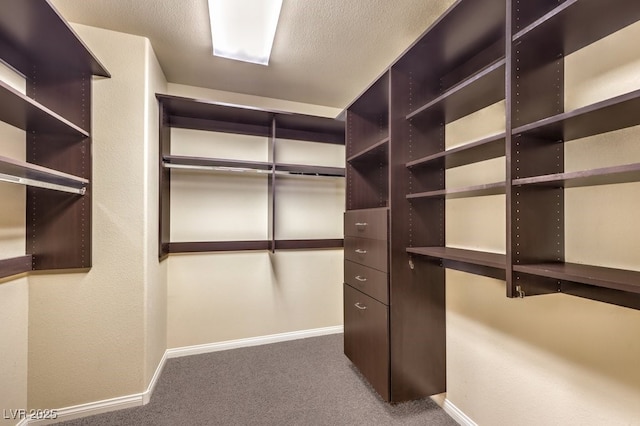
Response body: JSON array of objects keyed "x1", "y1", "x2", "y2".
[{"x1": 208, "y1": 0, "x2": 283, "y2": 66}]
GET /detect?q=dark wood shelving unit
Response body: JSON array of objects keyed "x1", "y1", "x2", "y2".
[
  {"x1": 158, "y1": 94, "x2": 345, "y2": 259},
  {"x1": 513, "y1": 163, "x2": 640, "y2": 189},
  {"x1": 0, "y1": 0, "x2": 109, "y2": 279}
]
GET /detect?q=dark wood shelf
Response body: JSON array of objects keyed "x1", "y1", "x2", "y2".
[
  {"x1": 513, "y1": 0, "x2": 640, "y2": 57},
  {"x1": 275, "y1": 113, "x2": 344, "y2": 145},
  {"x1": 274, "y1": 239, "x2": 344, "y2": 250},
  {"x1": 275, "y1": 163, "x2": 345, "y2": 177},
  {"x1": 407, "y1": 246, "x2": 506, "y2": 279},
  {"x1": 0, "y1": 255, "x2": 32, "y2": 280},
  {"x1": 407, "y1": 181, "x2": 505, "y2": 200},
  {"x1": 163, "y1": 155, "x2": 272, "y2": 172},
  {"x1": 0, "y1": 80, "x2": 90, "y2": 137},
  {"x1": 406, "y1": 58, "x2": 506, "y2": 124},
  {"x1": 0, "y1": 0, "x2": 109, "y2": 78},
  {"x1": 347, "y1": 137, "x2": 389, "y2": 164},
  {"x1": 0, "y1": 155, "x2": 88, "y2": 193},
  {"x1": 514, "y1": 262, "x2": 640, "y2": 295},
  {"x1": 169, "y1": 239, "x2": 344, "y2": 254},
  {"x1": 513, "y1": 163, "x2": 640, "y2": 189},
  {"x1": 407, "y1": 132, "x2": 505, "y2": 170},
  {"x1": 512, "y1": 89, "x2": 640, "y2": 142}
]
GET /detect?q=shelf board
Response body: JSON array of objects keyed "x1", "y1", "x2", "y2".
[
  {"x1": 0, "y1": 0, "x2": 109, "y2": 77},
  {"x1": 514, "y1": 262, "x2": 640, "y2": 295},
  {"x1": 158, "y1": 94, "x2": 344, "y2": 144},
  {"x1": 407, "y1": 246, "x2": 506, "y2": 279},
  {"x1": 0, "y1": 255, "x2": 32, "y2": 280},
  {"x1": 407, "y1": 181, "x2": 505, "y2": 200},
  {"x1": 407, "y1": 132, "x2": 505, "y2": 169},
  {"x1": 513, "y1": 0, "x2": 640, "y2": 57},
  {"x1": 169, "y1": 241, "x2": 271, "y2": 253},
  {"x1": 512, "y1": 89, "x2": 640, "y2": 142},
  {"x1": 0, "y1": 155, "x2": 88, "y2": 194},
  {"x1": 406, "y1": 59, "x2": 505, "y2": 124},
  {"x1": 347, "y1": 137, "x2": 389, "y2": 164},
  {"x1": 163, "y1": 155, "x2": 272, "y2": 173},
  {"x1": 513, "y1": 163, "x2": 640, "y2": 189},
  {"x1": 274, "y1": 239, "x2": 344, "y2": 250},
  {"x1": 0, "y1": 80, "x2": 90, "y2": 137},
  {"x1": 275, "y1": 163, "x2": 345, "y2": 177}
]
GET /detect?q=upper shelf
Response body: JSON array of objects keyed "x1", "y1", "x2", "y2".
[
  {"x1": 0, "y1": 154, "x2": 88, "y2": 194},
  {"x1": 513, "y1": 163, "x2": 640, "y2": 189},
  {"x1": 512, "y1": 89, "x2": 640, "y2": 141},
  {"x1": 407, "y1": 181, "x2": 505, "y2": 200},
  {"x1": 407, "y1": 132, "x2": 505, "y2": 170},
  {"x1": 513, "y1": 0, "x2": 640, "y2": 57},
  {"x1": 157, "y1": 94, "x2": 344, "y2": 145},
  {"x1": 0, "y1": 79, "x2": 89, "y2": 137},
  {"x1": 406, "y1": 58, "x2": 505, "y2": 124},
  {"x1": 0, "y1": 0, "x2": 109, "y2": 77}
]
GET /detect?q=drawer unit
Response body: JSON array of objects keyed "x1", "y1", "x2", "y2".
[
  {"x1": 344, "y1": 208, "x2": 388, "y2": 240},
  {"x1": 345, "y1": 260, "x2": 388, "y2": 304},
  {"x1": 344, "y1": 236, "x2": 388, "y2": 272},
  {"x1": 344, "y1": 283, "x2": 390, "y2": 401}
]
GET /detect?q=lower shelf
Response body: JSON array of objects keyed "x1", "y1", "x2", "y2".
[
  {"x1": 168, "y1": 239, "x2": 344, "y2": 254},
  {"x1": 407, "y1": 246, "x2": 506, "y2": 280}
]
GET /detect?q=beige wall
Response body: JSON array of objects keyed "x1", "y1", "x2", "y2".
[
  {"x1": 28, "y1": 25, "x2": 167, "y2": 409},
  {"x1": 165, "y1": 85, "x2": 344, "y2": 348},
  {"x1": 444, "y1": 21, "x2": 640, "y2": 425}
]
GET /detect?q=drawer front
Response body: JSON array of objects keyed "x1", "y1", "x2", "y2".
[
  {"x1": 344, "y1": 208, "x2": 388, "y2": 240},
  {"x1": 344, "y1": 260, "x2": 388, "y2": 305},
  {"x1": 344, "y1": 284, "x2": 390, "y2": 401},
  {"x1": 344, "y1": 236, "x2": 388, "y2": 272}
]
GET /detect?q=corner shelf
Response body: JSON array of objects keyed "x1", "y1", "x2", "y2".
[
  {"x1": 0, "y1": 255, "x2": 32, "y2": 280},
  {"x1": 407, "y1": 181, "x2": 505, "y2": 200},
  {"x1": 406, "y1": 132, "x2": 505, "y2": 170},
  {"x1": 0, "y1": 155, "x2": 88, "y2": 194},
  {"x1": 347, "y1": 136, "x2": 389, "y2": 164},
  {"x1": 407, "y1": 246, "x2": 506, "y2": 279}
]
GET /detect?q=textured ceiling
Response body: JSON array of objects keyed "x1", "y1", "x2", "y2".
[{"x1": 50, "y1": 0, "x2": 455, "y2": 108}]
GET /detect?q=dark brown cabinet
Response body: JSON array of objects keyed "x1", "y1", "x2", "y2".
[
  {"x1": 0, "y1": 0, "x2": 109, "y2": 280},
  {"x1": 344, "y1": 0, "x2": 640, "y2": 403}
]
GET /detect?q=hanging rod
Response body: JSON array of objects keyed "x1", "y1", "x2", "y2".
[
  {"x1": 0, "y1": 172, "x2": 86, "y2": 195},
  {"x1": 163, "y1": 162, "x2": 344, "y2": 177}
]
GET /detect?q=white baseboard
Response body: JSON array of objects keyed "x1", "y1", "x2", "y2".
[
  {"x1": 26, "y1": 325, "x2": 343, "y2": 424},
  {"x1": 444, "y1": 399, "x2": 477, "y2": 426},
  {"x1": 166, "y1": 325, "x2": 344, "y2": 359}
]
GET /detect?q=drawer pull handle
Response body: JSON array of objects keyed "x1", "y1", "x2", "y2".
[
  {"x1": 355, "y1": 222, "x2": 368, "y2": 227},
  {"x1": 355, "y1": 302, "x2": 367, "y2": 310},
  {"x1": 355, "y1": 275, "x2": 367, "y2": 282},
  {"x1": 355, "y1": 249, "x2": 367, "y2": 254}
]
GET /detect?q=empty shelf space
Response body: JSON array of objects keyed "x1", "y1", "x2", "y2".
[
  {"x1": 513, "y1": 163, "x2": 640, "y2": 188},
  {"x1": 0, "y1": 255, "x2": 33, "y2": 280},
  {"x1": 513, "y1": 0, "x2": 640, "y2": 56},
  {"x1": 0, "y1": 80, "x2": 89, "y2": 137},
  {"x1": 407, "y1": 181, "x2": 505, "y2": 200},
  {"x1": 0, "y1": 155, "x2": 88, "y2": 194},
  {"x1": 163, "y1": 155, "x2": 272, "y2": 173},
  {"x1": 514, "y1": 262, "x2": 640, "y2": 294},
  {"x1": 512, "y1": 89, "x2": 640, "y2": 142},
  {"x1": 406, "y1": 59, "x2": 505, "y2": 124},
  {"x1": 347, "y1": 137, "x2": 389, "y2": 164},
  {"x1": 407, "y1": 132, "x2": 505, "y2": 169},
  {"x1": 275, "y1": 163, "x2": 345, "y2": 177}
]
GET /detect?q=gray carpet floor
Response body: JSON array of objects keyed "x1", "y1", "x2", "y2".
[{"x1": 55, "y1": 334, "x2": 458, "y2": 425}]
